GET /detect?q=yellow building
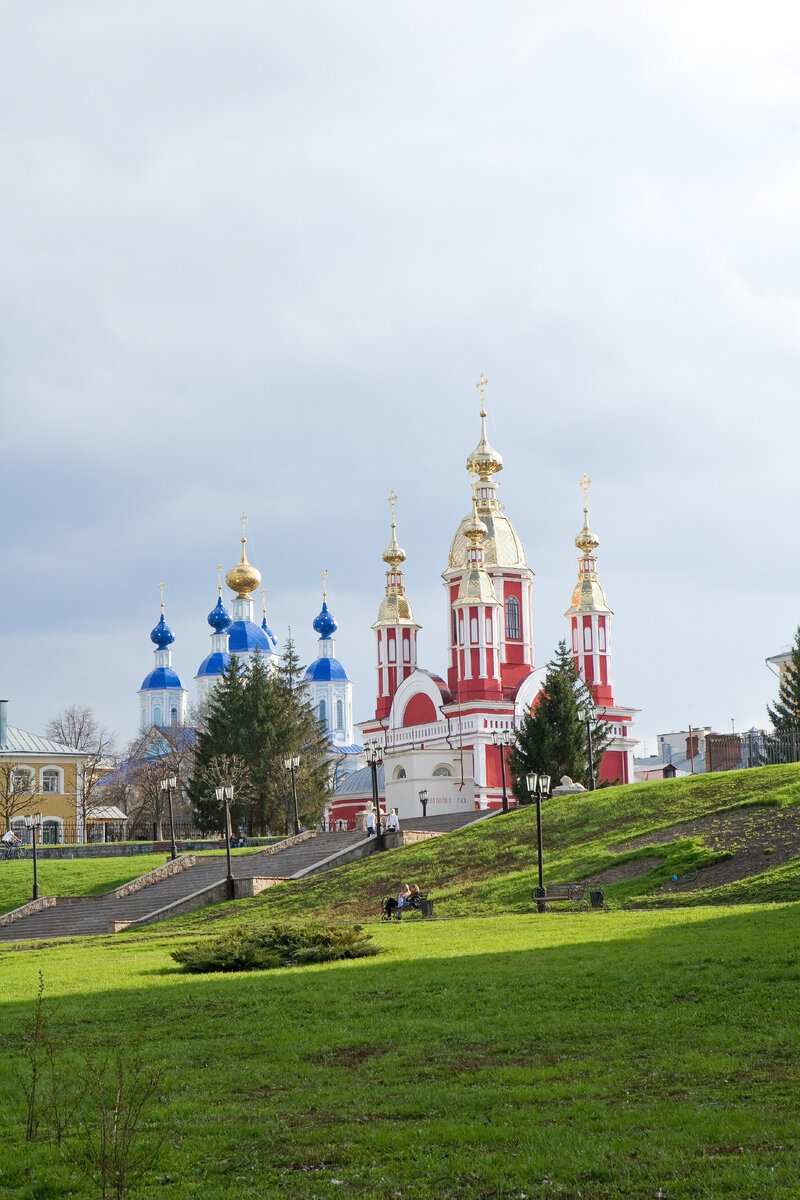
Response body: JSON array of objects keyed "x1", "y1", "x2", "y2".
[{"x1": 0, "y1": 701, "x2": 121, "y2": 844}]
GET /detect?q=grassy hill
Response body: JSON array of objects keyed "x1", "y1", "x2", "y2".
[
  {"x1": 3, "y1": 764, "x2": 800, "y2": 1199},
  {"x1": 169, "y1": 761, "x2": 800, "y2": 933}
]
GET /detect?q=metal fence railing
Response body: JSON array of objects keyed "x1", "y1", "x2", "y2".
[{"x1": 706, "y1": 729, "x2": 800, "y2": 773}]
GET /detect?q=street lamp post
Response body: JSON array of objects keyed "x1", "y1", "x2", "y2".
[
  {"x1": 215, "y1": 785, "x2": 235, "y2": 900},
  {"x1": 283, "y1": 755, "x2": 301, "y2": 836},
  {"x1": 23, "y1": 812, "x2": 42, "y2": 901},
  {"x1": 418, "y1": 788, "x2": 428, "y2": 818},
  {"x1": 159, "y1": 774, "x2": 178, "y2": 860},
  {"x1": 525, "y1": 773, "x2": 551, "y2": 911},
  {"x1": 364, "y1": 741, "x2": 384, "y2": 847},
  {"x1": 491, "y1": 728, "x2": 514, "y2": 813},
  {"x1": 577, "y1": 701, "x2": 597, "y2": 791}
]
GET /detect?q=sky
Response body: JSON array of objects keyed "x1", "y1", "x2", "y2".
[{"x1": 2, "y1": 0, "x2": 799, "y2": 757}]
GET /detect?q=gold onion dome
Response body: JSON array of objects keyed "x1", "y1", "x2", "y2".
[
  {"x1": 382, "y1": 523, "x2": 406, "y2": 571},
  {"x1": 575, "y1": 511, "x2": 600, "y2": 556},
  {"x1": 466, "y1": 407, "x2": 503, "y2": 482},
  {"x1": 226, "y1": 520, "x2": 261, "y2": 598}
]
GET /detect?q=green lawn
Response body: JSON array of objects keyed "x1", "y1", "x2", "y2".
[{"x1": 2, "y1": 904, "x2": 800, "y2": 1198}]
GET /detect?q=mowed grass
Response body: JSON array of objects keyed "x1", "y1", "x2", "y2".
[
  {"x1": 2, "y1": 904, "x2": 800, "y2": 1199},
  {"x1": 0, "y1": 852, "x2": 172, "y2": 914}
]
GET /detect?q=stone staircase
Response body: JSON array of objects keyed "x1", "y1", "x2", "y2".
[
  {"x1": 0, "y1": 830, "x2": 370, "y2": 942},
  {"x1": 399, "y1": 810, "x2": 498, "y2": 834}
]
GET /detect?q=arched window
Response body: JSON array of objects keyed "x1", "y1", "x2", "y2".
[
  {"x1": 470, "y1": 617, "x2": 479, "y2": 643},
  {"x1": 42, "y1": 819, "x2": 62, "y2": 845},
  {"x1": 505, "y1": 595, "x2": 520, "y2": 640},
  {"x1": 336, "y1": 699, "x2": 344, "y2": 729},
  {"x1": 393, "y1": 765, "x2": 407, "y2": 780},
  {"x1": 583, "y1": 626, "x2": 592, "y2": 652},
  {"x1": 318, "y1": 699, "x2": 327, "y2": 728},
  {"x1": 153, "y1": 705, "x2": 162, "y2": 727},
  {"x1": 452, "y1": 611, "x2": 458, "y2": 644},
  {"x1": 170, "y1": 707, "x2": 178, "y2": 725},
  {"x1": 41, "y1": 769, "x2": 61, "y2": 794},
  {"x1": 598, "y1": 625, "x2": 606, "y2": 651},
  {"x1": 485, "y1": 615, "x2": 493, "y2": 642},
  {"x1": 572, "y1": 624, "x2": 579, "y2": 652},
  {"x1": 432, "y1": 765, "x2": 453, "y2": 777},
  {"x1": 388, "y1": 638, "x2": 397, "y2": 663}
]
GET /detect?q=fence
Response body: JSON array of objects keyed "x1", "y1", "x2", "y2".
[{"x1": 706, "y1": 729, "x2": 800, "y2": 773}]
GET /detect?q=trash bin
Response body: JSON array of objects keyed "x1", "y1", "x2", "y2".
[{"x1": 590, "y1": 889, "x2": 605, "y2": 909}]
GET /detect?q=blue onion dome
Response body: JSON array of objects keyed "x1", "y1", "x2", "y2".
[
  {"x1": 150, "y1": 613, "x2": 175, "y2": 649},
  {"x1": 208, "y1": 595, "x2": 232, "y2": 632},
  {"x1": 313, "y1": 600, "x2": 338, "y2": 640}
]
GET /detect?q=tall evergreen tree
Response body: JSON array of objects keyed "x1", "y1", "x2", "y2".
[
  {"x1": 188, "y1": 642, "x2": 331, "y2": 836},
  {"x1": 509, "y1": 640, "x2": 610, "y2": 800},
  {"x1": 767, "y1": 626, "x2": 800, "y2": 731}
]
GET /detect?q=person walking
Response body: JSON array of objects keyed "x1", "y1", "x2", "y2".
[
  {"x1": 365, "y1": 804, "x2": 376, "y2": 836},
  {"x1": 386, "y1": 808, "x2": 400, "y2": 833}
]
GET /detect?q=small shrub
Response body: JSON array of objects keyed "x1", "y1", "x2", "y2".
[{"x1": 171, "y1": 921, "x2": 381, "y2": 973}]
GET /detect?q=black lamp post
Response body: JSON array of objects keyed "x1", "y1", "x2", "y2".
[
  {"x1": 283, "y1": 755, "x2": 301, "y2": 835},
  {"x1": 418, "y1": 788, "x2": 428, "y2": 818},
  {"x1": 215, "y1": 785, "x2": 235, "y2": 900},
  {"x1": 577, "y1": 701, "x2": 597, "y2": 791},
  {"x1": 491, "y1": 728, "x2": 514, "y2": 813},
  {"x1": 525, "y1": 773, "x2": 550, "y2": 911},
  {"x1": 364, "y1": 741, "x2": 384, "y2": 847},
  {"x1": 159, "y1": 773, "x2": 178, "y2": 860},
  {"x1": 24, "y1": 812, "x2": 42, "y2": 901}
]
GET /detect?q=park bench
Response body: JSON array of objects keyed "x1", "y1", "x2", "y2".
[
  {"x1": 531, "y1": 883, "x2": 590, "y2": 912},
  {"x1": 381, "y1": 892, "x2": 435, "y2": 920}
]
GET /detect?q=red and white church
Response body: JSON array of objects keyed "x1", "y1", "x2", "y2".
[{"x1": 328, "y1": 389, "x2": 637, "y2": 825}]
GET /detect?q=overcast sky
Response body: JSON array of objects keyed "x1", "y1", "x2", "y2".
[{"x1": 2, "y1": 1, "x2": 798, "y2": 756}]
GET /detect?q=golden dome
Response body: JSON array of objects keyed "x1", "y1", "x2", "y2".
[
  {"x1": 226, "y1": 517, "x2": 261, "y2": 598},
  {"x1": 575, "y1": 512, "x2": 600, "y2": 557},
  {"x1": 466, "y1": 410, "x2": 503, "y2": 482}
]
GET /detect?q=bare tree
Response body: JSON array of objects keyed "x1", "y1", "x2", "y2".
[
  {"x1": 0, "y1": 763, "x2": 37, "y2": 831},
  {"x1": 123, "y1": 726, "x2": 196, "y2": 839},
  {"x1": 45, "y1": 706, "x2": 116, "y2": 841},
  {"x1": 191, "y1": 753, "x2": 255, "y2": 836}
]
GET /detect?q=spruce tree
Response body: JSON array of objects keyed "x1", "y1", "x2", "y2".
[
  {"x1": 767, "y1": 626, "x2": 800, "y2": 731},
  {"x1": 276, "y1": 636, "x2": 331, "y2": 832},
  {"x1": 509, "y1": 640, "x2": 610, "y2": 799}
]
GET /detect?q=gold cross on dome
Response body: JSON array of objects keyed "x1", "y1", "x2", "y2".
[
  {"x1": 241, "y1": 512, "x2": 247, "y2": 540},
  {"x1": 388, "y1": 489, "x2": 397, "y2": 527},
  {"x1": 216, "y1": 562, "x2": 222, "y2": 592},
  {"x1": 475, "y1": 373, "x2": 488, "y2": 415},
  {"x1": 322, "y1": 569, "x2": 328, "y2": 602},
  {"x1": 159, "y1": 579, "x2": 165, "y2": 612},
  {"x1": 579, "y1": 473, "x2": 591, "y2": 511},
  {"x1": 261, "y1": 586, "x2": 267, "y2": 617}
]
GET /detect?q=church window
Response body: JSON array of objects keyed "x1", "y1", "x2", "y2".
[
  {"x1": 572, "y1": 625, "x2": 578, "y2": 653},
  {"x1": 393, "y1": 765, "x2": 407, "y2": 780},
  {"x1": 388, "y1": 639, "x2": 396, "y2": 663},
  {"x1": 459, "y1": 618, "x2": 464, "y2": 644},
  {"x1": 485, "y1": 615, "x2": 493, "y2": 642},
  {"x1": 432, "y1": 765, "x2": 453, "y2": 777},
  {"x1": 505, "y1": 595, "x2": 520, "y2": 640},
  {"x1": 598, "y1": 625, "x2": 606, "y2": 651},
  {"x1": 452, "y1": 611, "x2": 457, "y2": 645},
  {"x1": 403, "y1": 639, "x2": 410, "y2": 662},
  {"x1": 41, "y1": 769, "x2": 61, "y2": 794},
  {"x1": 170, "y1": 707, "x2": 178, "y2": 725},
  {"x1": 336, "y1": 699, "x2": 344, "y2": 729},
  {"x1": 583, "y1": 626, "x2": 592, "y2": 652},
  {"x1": 319, "y1": 699, "x2": 327, "y2": 729},
  {"x1": 153, "y1": 705, "x2": 162, "y2": 727},
  {"x1": 470, "y1": 617, "x2": 478, "y2": 643}
]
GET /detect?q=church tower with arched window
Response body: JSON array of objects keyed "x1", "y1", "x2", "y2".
[
  {"x1": 303, "y1": 574, "x2": 356, "y2": 750},
  {"x1": 138, "y1": 585, "x2": 188, "y2": 731}
]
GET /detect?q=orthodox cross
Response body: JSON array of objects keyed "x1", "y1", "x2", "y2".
[
  {"x1": 241, "y1": 512, "x2": 247, "y2": 542},
  {"x1": 388, "y1": 489, "x2": 397, "y2": 528},
  {"x1": 217, "y1": 562, "x2": 223, "y2": 593},
  {"x1": 579, "y1": 472, "x2": 591, "y2": 512},
  {"x1": 159, "y1": 579, "x2": 165, "y2": 612},
  {"x1": 475, "y1": 372, "x2": 488, "y2": 415},
  {"x1": 261, "y1": 586, "x2": 267, "y2": 618},
  {"x1": 322, "y1": 569, "x2": 328, "y2": 603}
]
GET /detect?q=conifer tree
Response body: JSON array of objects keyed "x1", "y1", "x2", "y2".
[
  {"x1": 509, "y1": 640, "x2": 610, "y2": 799},
  {"x1": 767, "y1": 626, "x2": 800, "y2": 731}
]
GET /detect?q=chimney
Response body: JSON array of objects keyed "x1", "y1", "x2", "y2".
[{"x1": 0, "y1": 700, "x2": 7, "y2": 749}]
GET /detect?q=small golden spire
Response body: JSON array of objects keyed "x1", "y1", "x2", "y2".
[
  {"x1": 575, "y1": 473, "x2": 600, "y2": 556},
  {"x1": 158, "y1": 580, "x2": 165, "y2": 613},
  {"x1": 322, "y1": 569, "x2": 328, "y2": 603},
  {"x1": 383, "y1": 490, "x2": 406, "y2": 569},
  {"x1": 467, "y1": 375, "x2": 503, "y2": 482},
  {"x1": 226, "y1": 515, "x2": 261, "y2": 598}
]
